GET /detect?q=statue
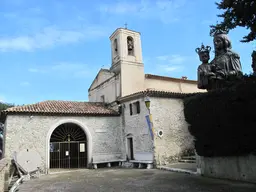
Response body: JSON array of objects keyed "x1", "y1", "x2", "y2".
[
  {"x1": 195, "y1": 30, "x2": 243, "y2": 90},
  {"x1": 251, "y1": 51, "x2": 256, "y2": 76},
  {"x1": 209, "y1": 30, "x2": 243, "y2": 89},
  {"x1": 196, "y1": 44, "x2": 214, "y2": 90}
]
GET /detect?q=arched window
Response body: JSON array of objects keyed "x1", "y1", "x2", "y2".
[{"x1": 127, "y1": 36, "x2": 134, "y2": 56}]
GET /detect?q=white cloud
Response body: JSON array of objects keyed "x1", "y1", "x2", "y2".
[
  {"x1": 28, "y1": 68, "x2": 39, "y2": 73},
  {"x1": 145, "y1": 54, "x2": 187, "y2": 75},
  {"x1": 52, "y1": 63, "x2": 94, "y2": 78},
  {"x1": 0, "y1": 26, "x2": 108, "y2": 52},
  {"x1": 98, "y1": 0, "x2": 186, "y2": 24},
  {"x1": 162, "y1": 65, "x2": 182, "y2": 72},
  {"x1": 28, "y1": 62, "x2": 93, "y2": 79},
  {"x1": 3, "y1": 12, "x2": 17, "y2": 19},
  {"x1": 20, "y1": 81, "x2": 30, "y2": 86},
  {"x1": 28, "y1": 68, "x2": 49, "y2": 74},
  {"x1": 156, "y1": 54, "x2": 186, "y2": 64},
  {"x1": 99, "y1": 2, "x2": 139, "y2": 14},
  {"x1": 156, "y1": 55, "x2": 169, "y2": 61}
]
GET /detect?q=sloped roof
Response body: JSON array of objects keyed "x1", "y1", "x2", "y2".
[
  {"x1": 118, "y1": 89, "x2": 199, "y2": 102},
  {"x1": 2, "y1": 100, "x2": 119, "y2": 116},
  {"x1": 145, "y1": 74, "x2": 197, "y2": 84},
  {"x1": 88, "y1": 68, "x2": 114, "y2": 91}
]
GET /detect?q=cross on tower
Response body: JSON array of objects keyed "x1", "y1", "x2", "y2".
[{"x1": 124, "y1": 22, "x2": 128, "y2": 29}]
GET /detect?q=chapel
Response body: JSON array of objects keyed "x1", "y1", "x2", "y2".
[{"x1": 1, "y1": 27, "x2": 204, "y2": 173}]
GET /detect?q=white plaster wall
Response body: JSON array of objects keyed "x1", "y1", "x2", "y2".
[
  {"x1": 144, "y1": 78, "x2": 205, "y2": 93},
  {"x1": 90, "y1": 70, "x2": 114, "y2": 90},
  {"x1": 4, "y1": 115, "x2": 124, "y2": 173},
  {"x1": 109, "y1": 28, "x2": 145, "y2": 98},
  {"x1": 150, "y1": 97, "x2": 194, "y2": 165},
  {"x1": 121, "y1": 62, "x2": 145, "y2": 97},
  {"x1": 89, "y1": 74, "x2": 120, "y2": 103},
  {"x1": 110, "y1": 28, "x2": 143, "y2": 65},
  {"x1": 122, "y1": 97, "x2": 154, "y2": 161}
]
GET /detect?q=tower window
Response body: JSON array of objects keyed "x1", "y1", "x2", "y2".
[
  {"x1": 127, "y1": 36, "x2": 134, "y2": 56},
  {"x1": 114, "y1": 39, "x2": 118, "y2": 52}
]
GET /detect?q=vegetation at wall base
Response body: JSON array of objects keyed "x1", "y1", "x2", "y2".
[{"x1": 184, "y1": 75, "x2": 256, "y2": 157}]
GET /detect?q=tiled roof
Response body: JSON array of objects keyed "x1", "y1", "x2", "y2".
[
  {"x1": 118, "y1": 89, "x2": 199, "y2": 102},
  {"x1": 2, "y1": 100, "x2": 119, "y2": 116},
  {"x1": 145, "y1": 74, "x2": 197, "y2": 84}
]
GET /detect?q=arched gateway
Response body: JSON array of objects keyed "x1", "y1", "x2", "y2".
[{"x1": 49, "y1": 123, "x2": 88, "y2": 169}]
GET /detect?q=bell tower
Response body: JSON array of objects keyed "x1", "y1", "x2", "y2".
[{"x1": 109, "y1": 27, "x2": 145, "y2": 97}]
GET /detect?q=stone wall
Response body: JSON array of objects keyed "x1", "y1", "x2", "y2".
[
  {"x1": 197, "y1": 155, "x2": 256, "y2": 183},
  {"x1": 0, "y1": 158, "x2": 9, "y2": 192},
  {"x1": 122, "y1": 97, "x2": 154, "y2": 161},
  {"x1": 150, "y1": 97, "x2": 194, "y2": 165},
  {"x1": 4, "y1": 115, "x2": 123, "y2": 173}
]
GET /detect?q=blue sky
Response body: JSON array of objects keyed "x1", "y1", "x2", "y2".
[{"x1": 0, "y1": 0, "x2": 255, "y2": 105}]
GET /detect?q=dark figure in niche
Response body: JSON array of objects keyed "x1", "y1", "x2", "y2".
[
  {"x1": 127, "y1": 36, "x2": 134, "y2": 55},
  {"x1": 196, "y1": 44, "x2": 214, "y2": 91}
]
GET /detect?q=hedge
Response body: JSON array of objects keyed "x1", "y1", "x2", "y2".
[{"x1": 184, "y1": 75, "x2": 256, "y2": 157}]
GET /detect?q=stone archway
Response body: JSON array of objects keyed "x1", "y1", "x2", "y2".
[{"x1": 46, "y1": 119, "x2": 92, "y2": 172}]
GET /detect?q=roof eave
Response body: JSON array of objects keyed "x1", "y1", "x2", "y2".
[
  {"x1": 118, "y1": 90, "x2": 198, "y2": 103},
  {"x1": 3, "y1": 111, "x2": 120, "y2": 117}
]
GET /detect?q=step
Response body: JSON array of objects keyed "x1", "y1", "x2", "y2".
[
  {"x1": 178, "y1": 159, "x2": 196, "y2": 163},
  {"x1": 180, "y1": 156, "x2": 196, "y2": 161}
]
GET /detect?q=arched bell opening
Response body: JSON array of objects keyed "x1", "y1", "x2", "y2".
[{"x1": 49, "y1": 123, "x2": 87, "y2": 169}]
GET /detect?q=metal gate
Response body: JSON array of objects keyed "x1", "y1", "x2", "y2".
[{"x1": 50, "y1": 141, "x2": 87, "y2": 169}]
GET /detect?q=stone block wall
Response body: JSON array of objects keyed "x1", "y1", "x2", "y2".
[
  {"x1": 0, "y1": 158, "x2": 9, "y2": 192},
  {"x1": 150, "y1": 97, "x2": 194, "y2": 165},
  {"x1": 122, "y1": 97, "x2": 154, "y2": 160},
  {"x1": 4, "y1": 115, "x2": 123, "y2": 173},
  {"x1": 197, "y1": 155, "x2": 256, "y2": 183}
]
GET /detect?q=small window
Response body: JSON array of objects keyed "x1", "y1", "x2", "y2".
[
  {"x1": 129, "y1": 101, "x2": 140, "y2": 116},
  {"x1": 100, "y1": 95, "x2": 105, "y2": 103},
  {"x1": 129, "y1": 103, "x2": 133, "y2": 115},
  {"x1": 136, "y1": 101, "x2": 140, "y2": 114}
]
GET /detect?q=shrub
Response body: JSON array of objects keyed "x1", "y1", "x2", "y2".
[{"x1": 184, "y1": 75, "x2": 256, "y2": 157}]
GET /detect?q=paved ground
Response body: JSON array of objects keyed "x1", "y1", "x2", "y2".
[{"x1": 18, "y1": 168, "x2": 256, "y2": 192}]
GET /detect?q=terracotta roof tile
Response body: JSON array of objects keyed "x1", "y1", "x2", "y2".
[
  {"x1": 118, "y1": 89, "x2": 199, "y2": 102},
  {"x1": 145, "y1": 74, "x2": 197, "y2": 84},
  {"x1": 2, "y1": 100, "x2": 119, "y2": 116}
]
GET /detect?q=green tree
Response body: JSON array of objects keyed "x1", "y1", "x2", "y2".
[
  {"x1": 210, "y1": 0, "x2": 256, "y2": 43},
  {"x1": 0, "y1": 102, "x2": 14, "y2": 112},
  {"x1": 0, "y1": 102, "x2": 14, "y2": 124}
]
